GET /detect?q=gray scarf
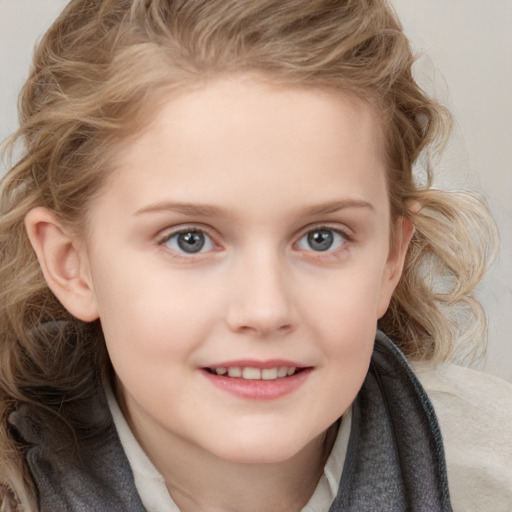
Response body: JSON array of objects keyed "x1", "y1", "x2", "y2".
[{"x1": 9, "y1": 331, "x2": 451, "y2": 511}]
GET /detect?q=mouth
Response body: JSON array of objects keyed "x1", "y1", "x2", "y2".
[
  {"x1": 200, "y1": 360, "x2": 312, "y2": 399},
  {"x1": 203, "y1": 365, "x2": 306, "y2": 380}
]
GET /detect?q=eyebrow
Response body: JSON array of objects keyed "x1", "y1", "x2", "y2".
[
  {"x1": 135, "y1": 199, "x2": 374, "y2": 217},
  {"x1": 303, "y1": 199, "x2": 375, "y2": 216},
  {"x1": 135, "y1": 202, "x2": 227, "y2": 217}
]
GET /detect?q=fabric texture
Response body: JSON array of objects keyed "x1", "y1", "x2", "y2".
[
  {"x1": 9, "y1": 330, "x2": 452, "y2": 511},
  {"x1": 411, "y1": 360, "x2": 512, "y2": 511},
  {"x1": 9, "y1": 391, "x2": 145, "y2": 512},
  {"x1": 331, "y1": 331, "x2": 451, "y2": 510}
]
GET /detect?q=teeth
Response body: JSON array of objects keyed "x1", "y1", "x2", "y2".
[
  {"x1": 277, "y1": 367, "x2": 288, "y2": 378},
  {"x1": 261, "y1": 368, "x2": 278, "y2": 380},
  {"x1": 227, "y1": 367, "x2": 242, "y2": 378},
  {"x1": 213, "y1": 366, "x2": 298, "y2": 380},
  {"x1": 242, "y1": 367, "x2": 261, "y2": 380}
]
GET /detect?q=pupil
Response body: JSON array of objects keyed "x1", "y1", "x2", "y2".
[
  {"x1": 177, "y1": 232, "x2": 205, "y2": 253},
  {"x1": 307, "y1": 230, "x2": 333, "y2": 251}
]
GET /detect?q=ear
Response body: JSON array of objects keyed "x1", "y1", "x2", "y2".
[
  {"x1": 24, "y1": 207, "x2": 99, "y2": 322},
  {"x1": 377, "y1": 215, "x2": 415, "y2": 318}
]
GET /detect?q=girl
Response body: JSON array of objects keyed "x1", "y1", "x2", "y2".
[{"x1": 1, "y1": 0, "x2": 511, "y2": 511}]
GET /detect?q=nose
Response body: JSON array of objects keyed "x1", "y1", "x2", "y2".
[{"x1": 225, "y1": 251, "x2": 296, "y2": 337}]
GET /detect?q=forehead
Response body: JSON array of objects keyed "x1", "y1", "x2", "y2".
[
  {"x1": 125, "y1": 77, "x2": 385, "y2": 160},
  {"x1": 99, "y1": 77, "x2": 388, "y2": 221}
]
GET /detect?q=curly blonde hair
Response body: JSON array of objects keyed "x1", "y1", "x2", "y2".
[{"x1": 0, "y1": 0, "x2": 497, "y2": 509}]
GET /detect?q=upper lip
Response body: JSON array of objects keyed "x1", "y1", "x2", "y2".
[{"x1": 203, "y1": 359, "x2": 308, "y2": 369}]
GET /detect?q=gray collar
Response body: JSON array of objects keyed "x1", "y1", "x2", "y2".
[{"x1": 10, "y1": 329, "x2": 451, "y2": 511}]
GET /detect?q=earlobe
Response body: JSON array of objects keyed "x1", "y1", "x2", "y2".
[
  {"x1": 377, "y1": 215, "x2": 415, "y2": 318},
  {"x1": 24, "y1": 207, "x2": 99, "y2": 322}
]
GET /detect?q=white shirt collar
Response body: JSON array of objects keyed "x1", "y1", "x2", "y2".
[{"x1": 107, "y1": 388, "x2": 350, "y2": 512}]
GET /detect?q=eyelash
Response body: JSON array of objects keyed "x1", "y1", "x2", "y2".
[
  {"x1": 295, "y1": 225, "x2": 350, "y2": 255},
  {"x1": 158, "y1": 226, "x2": 218, "y2": 257},
  {"x1": 157, "y1": 224, "x2": 352, "y2": 259}
]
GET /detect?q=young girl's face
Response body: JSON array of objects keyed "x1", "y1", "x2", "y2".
[{"x1": 76, "y1": 77, "x2": 409, "y2": 465}]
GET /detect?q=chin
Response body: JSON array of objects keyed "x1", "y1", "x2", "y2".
[{"x1": 209, "y1": 433, "x2": 315, "y2": 466}]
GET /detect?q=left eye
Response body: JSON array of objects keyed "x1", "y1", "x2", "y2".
[
  {"x1": 164, "y1": 230, "x2": 215, "y2": 254},
  {"x1": 296, "y1": 228, "x2": 346, "y2": 252}
]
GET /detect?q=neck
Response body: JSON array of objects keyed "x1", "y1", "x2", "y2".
[
  {"x1": 163, "y1": 430, "x2": 336, "y2": 512},
  {"x1": 120, "y1": 395, "x2": 339, "y2": 512}
]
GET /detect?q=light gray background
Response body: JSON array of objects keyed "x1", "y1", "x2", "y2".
[{"x1": 1, "y1": 1, "x2": 511, "y2": 382}]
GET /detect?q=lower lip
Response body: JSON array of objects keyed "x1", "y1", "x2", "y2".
[{"x1": 201, "y1": 368, "x2": 312, "y2": 400}]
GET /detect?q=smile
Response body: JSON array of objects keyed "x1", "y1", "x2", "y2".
[
  {"x1": 206, "y1": 366, "x2": 298, "y2": 380},
  {"x1": 201, "y1": 361, "x2": 312, "y2": 400}
]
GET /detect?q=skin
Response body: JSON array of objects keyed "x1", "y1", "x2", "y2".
[{"x1": 26, "y1": 76, "x2": 413, "y2": 512}]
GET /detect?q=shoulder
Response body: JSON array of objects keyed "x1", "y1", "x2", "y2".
[{"x1": 410, "y1": 360, "x2": 512, "y2": 512}]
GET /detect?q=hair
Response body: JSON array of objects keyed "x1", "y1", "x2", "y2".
[{"x1": 0, "y1": 0, "x2": 498, "y2": 509}]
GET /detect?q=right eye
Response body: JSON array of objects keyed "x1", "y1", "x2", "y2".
[
  {"x1": 163, "y1": 229, "x2": 215, "y2": 254},
  {"x1": 296, "y1": 227, "x2": 347, "y2": 253}
]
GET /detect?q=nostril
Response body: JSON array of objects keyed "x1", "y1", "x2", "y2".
[
  {"x1": 225, "y1": 289, "x2": 296, "y2": 335},
  {"x1": 233, "y1": 323, "x2": 293, "y2": 337}
]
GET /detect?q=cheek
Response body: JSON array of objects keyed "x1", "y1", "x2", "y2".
[
  {"x1": 299, "y1": 263, "x2": 385, "y2": 383},
  {"x1": 303, "y1": 264, "x2": 387, "y2": 330},
  {"x1": 98, "y1": 284, "x2": 213, "y2": 359},
  {"x1": 97, "y1": 283, "x2": 211, "y2": 415},
  {"x1": 302, "y1": 295, "x2": 376, "y2": 433},
  {"x1": 89, "y1": 255, "x2": 221, "y2": 374}
]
